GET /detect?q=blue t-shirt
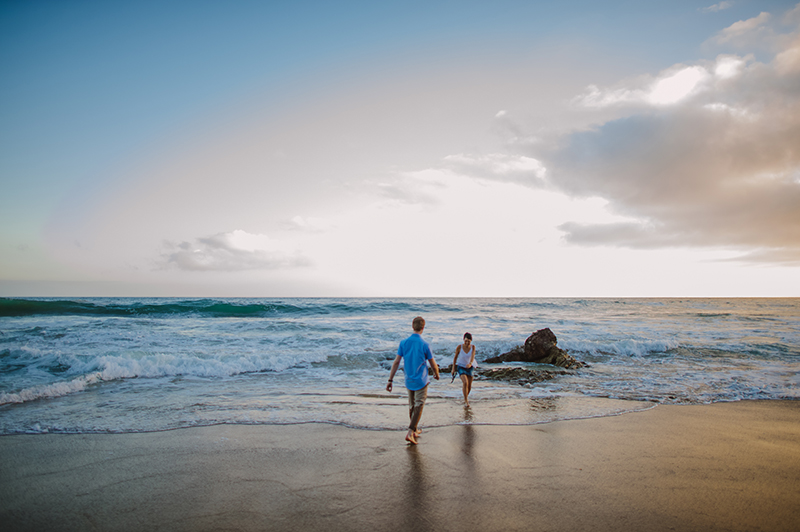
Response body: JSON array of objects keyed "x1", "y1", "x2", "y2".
[{"x1": 398, "y1": 333, "x2": 433, "y2": 391}]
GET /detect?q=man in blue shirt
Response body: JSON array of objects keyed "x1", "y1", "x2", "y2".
[{"x1": 386, "y1": 316, "x2": 440, "y2": 445}]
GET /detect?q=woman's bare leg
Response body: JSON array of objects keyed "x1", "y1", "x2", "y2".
[{"x1": 460, "y1": 374, "x2": 470, "y2": 406}]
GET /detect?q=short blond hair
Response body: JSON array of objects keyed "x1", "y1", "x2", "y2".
[{"x1": 412, "y1": 316, "x2": 425, "y2": 332}]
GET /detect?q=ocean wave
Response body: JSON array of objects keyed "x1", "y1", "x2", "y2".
[
  {"x1": 0, "y1": 351, "x2": 334, "y2": 406},
  {"x1": 0, "y1": 372, "x2": 104, "y2": 405},
  {"x1": 0, "y1": 345, "x2": 339, "y2": 406},
  {"x1": 0, "y1": 297, "x2": 448, "y2": 319},
  {"x1": 560, "y1": 337, "x2": 681, "y2": 357},
  {"x1": 0, "y1": 298, "x2": 308, "y2": 318},
  {"x1": 84, "y1": 351, "x2": 330, "y2": 378}
]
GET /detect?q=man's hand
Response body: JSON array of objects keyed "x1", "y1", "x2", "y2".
[{"x1": 387, "y1": 355, "x2": 401, "y2": 393}]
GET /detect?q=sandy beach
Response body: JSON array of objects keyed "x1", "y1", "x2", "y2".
[{"x1": 1, "y1": 400, "x2": 798, "y2": 532}]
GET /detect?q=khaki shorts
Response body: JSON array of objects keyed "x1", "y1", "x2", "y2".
[{"x1": 407, "y1": 385, "x2": 428, "y2": 411}]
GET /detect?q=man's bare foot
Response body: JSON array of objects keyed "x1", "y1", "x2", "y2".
[
  {"x1": 405, "y1": 431, "x2": 418, "y2": 445},
  {"x1": 414, "y1": 429, "x2": 422, "y2": 437}
]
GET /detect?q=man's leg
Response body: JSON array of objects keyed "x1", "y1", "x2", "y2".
[
  {"x1": 405, "y1": 389, "x2": 419, "y2": 444},
  {"x1": 408, "y1": 389, "x2": 415, "y2": 425},
  {"x1": 408, "y1": 385, "x2": 428, "y2": 432}
]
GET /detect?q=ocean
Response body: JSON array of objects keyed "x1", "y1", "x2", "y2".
[{"x1": 0, "y1": 297, "x2": 797, "y2": 434}]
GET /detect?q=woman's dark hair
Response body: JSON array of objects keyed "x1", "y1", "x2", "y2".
[{"x1": 463, "y1": 332, "x2": 472, "y2": 340}]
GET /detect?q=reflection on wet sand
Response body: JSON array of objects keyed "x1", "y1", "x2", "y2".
[
  {"x1": 403, "y1": 446, "x2": 433, "y2": 532},
  {"x1": 461, "y1": 423, "x2": 475, "y2": 460},
  {"x1": 463, "y1": 404, "x2": 474, "y2": 423},
  {"x1": 454, "y1": 407, "x2": 484, "y2": 527}
]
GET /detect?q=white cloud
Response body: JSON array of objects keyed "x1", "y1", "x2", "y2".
[
  {"x1": 577, "y1": 55, "x2": 756, "y2": 110},
  {"x1": 703, "y1": 102, "x2": 750, "y2": 119},
  {"x1": 162, "y1": 230, "x2": 311, "y2": 271},
  {"x1": 576, "y1": 65, "x2": 711, "y2": 108},
  {"x1": 714, "y1": 54, "x2": 747, "y2": 78},
  {"x1": 646, "y1": 66, "x2": 710, "y2": 105},
  {"x1": 574, "y1": 84, "x2": 638, "y2": 108},
  {"x1": 701, "y1": 2, "x2": 733, "y2": 13},
  {"x1": 443, "y1": 153, "x2": 547, "y2": 183}
]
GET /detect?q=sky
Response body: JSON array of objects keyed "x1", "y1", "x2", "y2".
[{"x1": 1, "y1": 0, "x2": 799, "y2": 297}]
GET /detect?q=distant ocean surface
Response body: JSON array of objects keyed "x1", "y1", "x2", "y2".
[{"x1": 1, "y1": 297, "x2": 798, "y2": 434}]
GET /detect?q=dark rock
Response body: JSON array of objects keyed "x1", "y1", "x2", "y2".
[
  {"x1": 477, "y1": 367, "x2": 566, "y2": 386},
  {"x1": 484, "y1": 328, "x2": 584, "y2": 369},
  {"x1": 438, "y1": 364, "x2": 568, "y2": 386}
]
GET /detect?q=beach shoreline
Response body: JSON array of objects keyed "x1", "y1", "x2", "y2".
[{"x1": 2, "y1": 399, "x2": 799, "y2": 531}]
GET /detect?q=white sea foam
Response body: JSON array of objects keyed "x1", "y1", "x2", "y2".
[
  {"x1": 560, "y1": 337, "x2": 681, "y2": 357},
  {"x1": 0, "y1": 372, "x2": 103, "y2": 405},
  {"x1": 0, "y1": 348, "x2": 336, "y2": 406}
]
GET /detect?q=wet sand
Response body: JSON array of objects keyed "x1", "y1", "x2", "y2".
[{"x1": 1, "y1": 400, "x2": 799, "y2": 531}]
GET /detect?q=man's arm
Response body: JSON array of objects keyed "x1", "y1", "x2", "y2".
[
  {"x1": 386, "y1": 355, "x2": 401, "y2": 392},
  {"x1": 429, "y1": 358, "x2": 440, "y2": 380}
]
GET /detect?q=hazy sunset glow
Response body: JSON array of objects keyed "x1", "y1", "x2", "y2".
[{"x1": 2, "y1": 1, "x2": 799, "y2": 296}]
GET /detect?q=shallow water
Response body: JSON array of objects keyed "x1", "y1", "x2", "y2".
[{"x1": 1, "y1": 297, "x2": 797, "y2": 433}]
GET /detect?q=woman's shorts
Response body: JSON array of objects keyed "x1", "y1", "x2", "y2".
[{"x1": 456, "y1": 365, "x2": 474, "y2": 377}]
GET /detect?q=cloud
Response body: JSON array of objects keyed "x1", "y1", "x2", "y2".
[
  {"x1": 701, "y1": 2, "x2": 733, "y2": 13},
  {"x1": 162, "y1": 230, "x2": 311, "y2": 271},
  {"x1": 647, "y1": 66, "x2": 710, "y2": 105},
  {"x1": 372, "y1": 173, "x2": 445, "y2": 206},
  {"x1": 363, "y1": 154, "x2": 548, "y2": 208},
  {"x1": 716, "y1": 11, "x2": 772, "y2": 44},
  {"x1": 538, "y1": 8, "x2": 800, "y2": 264},
  {"x1": 558, "y1": 221, "x2": 683, "y2": 249},
  {"x1": 575, "y1": 65, "x2": 712, "y2": 108},
  {"x1": 726, "y1": 247, "x2": 800, "y2": 265},
  {"x1": 443, "y1": 153, "x2": 547, "y2": 185},
  {"x1": 706, "y1": 5, "x2": 800, "y2": 52},
  {"x1": 714, "y1": 54, "x2": 748, "y2": 78},
  {"x1": 707, "y1": 9, "x2": 800, "y2": 54},
  {"x1": 774, "y1": 34, "x2": 800, "y2": 74}
]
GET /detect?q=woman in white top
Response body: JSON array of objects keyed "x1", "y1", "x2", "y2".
[{"x1": 451, "y1": 332, "x2": 476, "y2": 406}]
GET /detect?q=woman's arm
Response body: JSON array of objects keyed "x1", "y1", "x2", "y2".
[
  {"x1": 452, "y1": 345, "x2": 460, "y2": 373},
  {"x1": 469, "y1": 346, "x2": 476, "y2": 368}
]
